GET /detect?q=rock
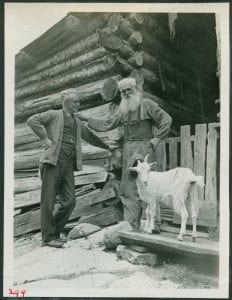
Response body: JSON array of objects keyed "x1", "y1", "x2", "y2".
[
  {"x1": 68, "y1": 223, "x2": 100, "y2": 240},
  {"x1": 116, "y1": 245, "x2": 159, "y2": 267},
  {"x1": 103, "y1": 221, "x2": 133, "y2": 249},
  {"x1": 129, "y1": 245, "x2": 150, "y2": 253}
]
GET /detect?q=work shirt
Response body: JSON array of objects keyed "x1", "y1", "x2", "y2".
[
  {"x1": 27, "y1": 109, "x2": 109, "y2": 170},
  {"x1": 88, "y1": 98, "x2": 172, "y2": 140},
  {"x1": 60, "y1": 111, "x2": 77, "y2": 158}
]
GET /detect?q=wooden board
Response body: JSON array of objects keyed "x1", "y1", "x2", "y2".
[
  {"x1": 168, "y1": 137, "x2": 178, "y2": 169},
  {"x1": 118, "y1": 231, "x2": 219, "y2": 259},
  {"x1": 205, "y1": 123, "x2": 218, "y2": 204},
  {"x1": 193, "y1": 124, "x2": 207, "y2": 202},
  {"x1": 79, "y1": 206, "x2": 119, "y2": 226},
  {"x1": 180, "y1": 125, "x2": 193, "y2": 169}
]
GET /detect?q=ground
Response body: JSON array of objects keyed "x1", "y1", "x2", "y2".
[{"x1": 13, "y1": 226, "x2": 219, "y2": 297}]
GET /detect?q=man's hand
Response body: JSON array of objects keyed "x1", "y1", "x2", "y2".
[
  {"x1": 150, "y1": 138, "x2": 161, "y2": 149},
  {"x1": 42, "y1": 137, "x2": 53, "y2": 148},
  {"x1": 77, "y1": 113, "x2": 88, "y2": 122}
]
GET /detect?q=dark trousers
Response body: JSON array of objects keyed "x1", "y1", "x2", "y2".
[
  {"x1": 120, "y1": 140, "x2": 161, "y2": 230},
  {"x1": 40, "y1": 150, "x2": 76, "y2": 242}
]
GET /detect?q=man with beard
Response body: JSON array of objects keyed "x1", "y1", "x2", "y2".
[
  {"x1": 78, "y1": 78, "x2": 172, "y2": 232},
  {"x1": 27, "y1": 89, "x2": 110, "y2": 248}
]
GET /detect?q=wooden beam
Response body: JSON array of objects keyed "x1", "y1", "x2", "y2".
[{"x1": 118, "y1": 231, "x2": 219, "y2": 259}]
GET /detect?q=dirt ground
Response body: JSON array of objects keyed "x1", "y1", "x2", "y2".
[{"x1": 13, "y1": 226, "x2": 219, "y2": 296}]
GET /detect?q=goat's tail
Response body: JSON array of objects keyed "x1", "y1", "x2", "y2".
[{"x1": 189, "y1": 175, "x2": 204, "y2": 216}]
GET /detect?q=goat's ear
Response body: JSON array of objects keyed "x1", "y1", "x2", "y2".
[
  {"x1": 128, "y1": 166, "x2": 138, "y2": 172},
  {"x1": 149, "y1": 161, "x2": 157, "y2": 168}
]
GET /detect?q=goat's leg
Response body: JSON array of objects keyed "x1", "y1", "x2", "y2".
[
  {"x1": 146, "y1": 202, "x2": 155, "y2": 234},
  {"x1": 191, "y1": 202, "x2": 198, "y2": 242},
  {"x1": 177, "y1": 206, "x2": 188, "y2": 241},
  {"x1": 144, "y1": 204, "x2": 150, "y2": 233}
]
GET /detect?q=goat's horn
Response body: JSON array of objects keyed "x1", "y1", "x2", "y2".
[{"x1": 144, "y1": 154, "x2": 150, "y2": 163}]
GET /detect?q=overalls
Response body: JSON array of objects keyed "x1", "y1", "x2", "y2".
[{"x1": 120, "y1": 104, "x2": 161, "y2": 230}]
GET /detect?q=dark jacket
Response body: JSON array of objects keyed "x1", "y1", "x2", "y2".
[{"x1": 27, "y1": 109, "x2": 109, "y2": 170}]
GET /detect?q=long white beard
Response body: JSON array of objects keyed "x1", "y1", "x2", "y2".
[{"x1": 119, "y1": 92, "x2": 141, "y2": 115}]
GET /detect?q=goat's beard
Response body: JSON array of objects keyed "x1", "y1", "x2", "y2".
[{"x1": 119, "y1": 92, "x2": 141, "y2": 115}]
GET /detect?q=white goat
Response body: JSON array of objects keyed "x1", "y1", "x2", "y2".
[{"x1": 129, "y1": 155, "x2": 205, "y2": 241}]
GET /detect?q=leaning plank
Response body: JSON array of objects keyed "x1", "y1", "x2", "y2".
[
  {"x1": 14, "y1": 189, "x2": 41, "y2": 209},
  {"x1": 14, "y1": 203, "x2": 103, "y2": 237},
  {"x1": 205, "y1": 123, "x2": 218, "y2": 204},
  {"x1": 180, "y1": 125, "x2": 193, "y2": 169},
  {"x1": 160, "y1": 225, "x2": 209, "y2": 239},
  {"x1": 74, "y1": 171, "x2": 108, "y2": 186},
  {"x1": 118, "y1": 231, "x2": 219, "y2": 259},
  {"x1": 79, "y1": 206, "x2": 119, "y2": 226},
  {"x1": 193, "y1": 124, "x2": 207, "y2": 202}
]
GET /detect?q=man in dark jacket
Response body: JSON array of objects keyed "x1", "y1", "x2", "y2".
[
  {"x1": 27, "y1": 89, "x2": 110, "y2": 248},
  {"x1": 78, "y1": 78, "x2": 172, "y2": 232}
]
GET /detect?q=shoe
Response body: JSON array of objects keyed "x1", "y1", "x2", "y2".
[
  {"x1": 55, "y1": 233, "x2": 68, "y2": 243},
  {"x1": 42, "y1": 239, "x2": 64, "y2": 248}
]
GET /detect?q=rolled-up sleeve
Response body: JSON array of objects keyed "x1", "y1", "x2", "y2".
[
  {"x1": 145, "y1": 99, "x2": 172, "y2": 138},
  {"x1": 88, "y1": 115, "x2": 121, "y2": 132}
]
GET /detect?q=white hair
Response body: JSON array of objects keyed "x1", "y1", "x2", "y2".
[{"x1": 118, "y1": 78, "x2": 137, "y2": 91}]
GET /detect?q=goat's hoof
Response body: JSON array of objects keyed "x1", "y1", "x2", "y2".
[
  {"x1": 145, "y1": 229, "x2": 152, "y2": 234},
  {"x1": 192, "y1": 236, "x2": 197, "y2": 242},
  {"x1": 177, "y1": 235, "x2": 183, "y2": 241}
]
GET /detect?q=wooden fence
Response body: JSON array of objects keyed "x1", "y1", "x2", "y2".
[{"x1": 155, "y1": 123, "x2": 219, "y2": 227}]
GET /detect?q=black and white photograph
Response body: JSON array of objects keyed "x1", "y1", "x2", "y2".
[{"x1": 4, "y1": 2, "x2": 230, "y2": 298}]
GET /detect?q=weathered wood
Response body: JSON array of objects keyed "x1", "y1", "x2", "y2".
[
  {"x1": 180, "y1": 125, "x2": 193, "y2": 169},
  {"x1": 14, "y1": 189, "x2": 41, "y2": 209},
  {"x1": 16, "y1": 32, "x2": 101, "y2": 81},
  {"x1": 16, "y1": 14, "x2": 110, "y2": 72},
  {"x1": 15, "y1": 55, "x2": 118, "y2": 100},
  {"x1": 193, "y1": 124, "x2": 207, "y2": 202},
  {"x1": 118, "y1": 231, "x2": 219, "y2": 259},
  {"x1": 14, "y1": 176, "x2": 41, "y2": 194},
  {"x1": 74, "y1": 171, "x2": 108, "y2": 186},
  {"x1": 154, "y1": 139, "x2": 167, "y2": 171},
  {"x1": 161, "y1": 224, "x2": 209, "y2": 239},
  {"x1": 14, "y1": 203, "x2": 103, "y2": 237},
  {"x1": 15, "y1": 76, "x2": 121, "y2": 122},
  {"x1": 205, "y1": 123, "x2": 218, "y2": 204},
  {"x1": 101, "y1": 77, "x2": 120, "y2": 101},
  {"x1": 168, "y1": 137, "x2": 178, "y2": 169},
  {"x1": 79, "y1": 206, "x2": 120, "y2": 226},
  {"x1": 107, "y1": 13, "x2": 142, "y2": 45},
  {"x1": 16, "y1": 47, "x2": 110, "y2": 89},
  {"x1": 14, "y1": 145, "x2": 109, "y2": 170}
]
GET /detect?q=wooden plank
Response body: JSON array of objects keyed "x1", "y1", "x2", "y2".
[
  {"x1": 153, "y1": 135, "x2": 166, "y2": 171},
  {"x1": 205, "y1": 123, "x2": 218, "y2": 204},
  {"x1": 160, "y1": 225, "x2": 209, "y2": 239},
  {"x1": 14, "y1": 203, "x2": 103, "y2": 237},
  {"x1": 74, "y1": 171, "x2": 108, "y2": 186},
  {"x1": 79, "y1": 206, "x2": 119, "y2": 226},
  {"x1": 193, "y1": 124, "x2": 207, "y2": 202},
  {"x1": 14, "y1": 176, "x2": 41, "y2": 194},
  {"x1": 118, "y1": 231, "x2": 219, "y2": 259},
  {"x1": 168, "y1": 137, "x2": 178, "y2": 169},
  {"x1": 14, "y1": 189, "x2": 41, "y2": 209},
  {"x1": 180, "y1": 125, "x2": 193, "y2": 169}
]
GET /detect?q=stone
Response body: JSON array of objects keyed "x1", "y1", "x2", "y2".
[
  {"x1": 116, "y1": 245, "x2": 159, "y2": 267},
  {"x1": 129, "y1": 245, "x2": 150, "y2": 253},
  {"x1": 103, "y1": 221, "x2": 133, "y2": 249},
  {"x1": 68, "y1": 223, "x2": 100, "y2": 240}
]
